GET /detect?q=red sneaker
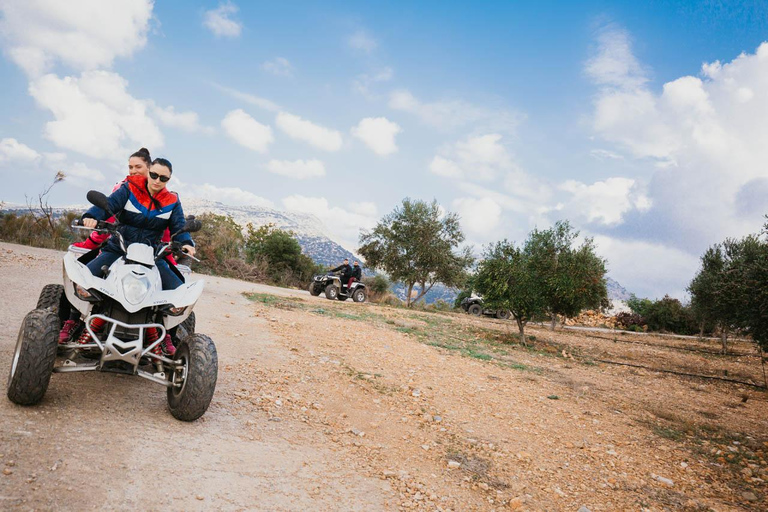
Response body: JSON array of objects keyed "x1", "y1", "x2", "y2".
[
  {"x1": 58, "y1": 320, "x2": 77, "y2": 344},
  {"x1": 161, "y1": 334, "x2": 176, "y2": 356}
]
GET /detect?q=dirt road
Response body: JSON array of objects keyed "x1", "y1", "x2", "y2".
[
  {"x1": 0, "y1": 243, "x2": 393, "y2": 511},
  {"x1": 1, "y1": 242, "x2": 767, "y2": 511}
]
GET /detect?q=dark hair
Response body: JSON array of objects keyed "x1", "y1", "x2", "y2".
[
  {"x1": 151, "y1": 157, "x2": 173, "y2": 174},
  {"x1": 130, "y1": 147, "x2": 151, "y2": 166}
]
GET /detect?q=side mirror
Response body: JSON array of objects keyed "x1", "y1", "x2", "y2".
[
  {"x1": 182, "y1": 219, "x2": 203, "y2": 233},
  {"x1": 86, "y1": 190, "x2": 111, "y2": 214}
]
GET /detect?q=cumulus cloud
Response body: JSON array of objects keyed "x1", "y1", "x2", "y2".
[
  {"x1": 174, "y1": 177, "x2": 274, "y2": 208},
  {"x1": 28, "y1": 71, "x2": 163, "y2": 159},
  {"x1": 0, "y1": 0, "x2": 153, "y2": 76},
  {"x1": 591, "y1": 235, "x2": 700, "y2": 300},
  {"x1": 153, "y1": 105, "x2": 213, "y2": 134},
  {"x1": 262, "y1": 57, "x2": 294, "y2": 77},
  {"x1": 221, "y1": 109, "x2": 273, "y2": 153},
  {"x1": 348, "y1": 30, "x2": 377, "y2": 53},
  {"x1": 0, "y1": 138, "x2": 41, "y2": 164},
  {"x1": 282, "y1": 195, "x2": 378, "y2": 250},
  {"x1": 429, "y1": 134, "x2": 516, "y2": 182},
  {"x1": 63, "y1": 162, "x2": 105, "y2": 185},
  {"x1": 212, "y1": 83, "x2": 281, "y2": 112},
  {"x1": 266, "y1": 159, "x2": 326, "y2": 180},
  {"x1": 587, "y1": 27, "x2": 768, "y2": 256},
  {"x1": 453, "y1": 197, "x2": 502, "y2": 237},
  {"x1": 275, "y1": 112, "x2": 343, "y2": 151},
  {"x1": 203, "y1": 1, "x2": 242, "y2": 38},
  {"x1": 389, "y1": 89, "x2": 522, "y2": 134},
  {"x1": 351, "y1": 117, "x2": 401, "y2": 155},
  {"x1": 559, "y1": 177, "x2": 651, "y2": 226}
]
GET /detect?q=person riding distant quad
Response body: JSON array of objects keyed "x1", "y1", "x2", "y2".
[
  {"x1": 330, "y1": 258, "x2": 352, "y2": 288},
  {"x1": 347, "y1": 260, "x2": 362, "y2": 289}
]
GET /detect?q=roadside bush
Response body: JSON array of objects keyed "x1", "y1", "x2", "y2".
[
  {"x1": 0, "y1": 210, "x2": 79, "y2": 250},
  {"x1": 614, "y1": 311, "x2": 646, "y2": 330},
  {"x1": 644, "y1": 295, "x2": 698, "y2": 335},
  {"x1": 363, "y1": 274, "x2": 391, "y2": 302},
  {"x1": 378, "y1": 293, "x2": 403, "y2": 307}
]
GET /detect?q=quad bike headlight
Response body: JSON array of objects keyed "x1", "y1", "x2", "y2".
[
  {"x1": 167, "y1": 306, "x2": 187, "y2": 316},
  {"x1": 121, "y1": 274, "x2": 150, "y2": 305},
  {"x1": 74, "y1": 284, "x2": 93, "y2": 300}
]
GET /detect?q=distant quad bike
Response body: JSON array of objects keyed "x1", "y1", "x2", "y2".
[
  {"x1": 6, "y1": 191, "x2": 216, "y2": 422},
  {"x1": 309, "y1": 273, "x2": 367, "y2": 303},
  {"x1": 460, "y1": 295, "x2": 511, "y2": 320}
]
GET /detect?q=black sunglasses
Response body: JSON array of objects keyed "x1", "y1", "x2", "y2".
[{"x1": 149, "y1": 171, "x2": 171, "y2": 183}]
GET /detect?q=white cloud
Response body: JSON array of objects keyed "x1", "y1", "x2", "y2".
[
  {"x1": 351, "y1": 117, "x2": 401, "y2": 155},
  {"x1": 64, "y1": 162, "x2": 105, "y2": 184},
  {"x1": 266, "y1": 159, "x2": 326, "y2": 180},
  {"x1": 28, "y1": 71, "x2": 163, "y2": 159},
  {"x1": 590, "y1": 148, "x2": 624, "y2": 160},
  {"x1": 559, "y1": 177, "x2": 651, "y2": 226},
  {"x1": 212, "y1": 83, "x2": 281, "y2": 112},
  {"x1": 282, "y1": 195, "x2": 378, "y2": 250},
  {"x1": 0, "y1": 0, "x2": 153, "y2": 76},
  {"x1": 262, "y1": 57, "x2": 294, "y2": 77},
  {"x1": 453, "y1": 197, "x2": 502, "y2": 237},
  {"x1": 592, "y1": 235, "x2": 699, "y2": 300},
  {"x1": 221, "y1": 109, "x2": 273, "y2": 153},
  {"x1": 0, "y1": 138, "x2": 41, "y2": 164},
  {"x1": 389, "y1": 89, "x2": 522, "y2": 134},
  {"x1": 348, "y1": 30, "x2": 377, "y2": 53},
  {"x1": 153, "y1": 105, "x2": 213, "y2": 134},
  {"x1": 174, "y1": 177, "x2": 274, "y2": 208},
  {"x1": 203, "y1": 2, "x2": 242, "y2": 38},
  {"x1": 587, "y1": 29, "x2": 768, "y2": 255},
  {"x1": 275, "y1": 112, "x2": 343, "y2": 151},
  {"x1": 353, "y1": 67, "x2": 393, "y2": 99},
  {"x1": 429, "y1": 134, "x2": 515, "y2": 182}
]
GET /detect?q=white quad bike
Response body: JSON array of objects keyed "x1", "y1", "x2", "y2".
[{"x1": 6, "y1": 191, "x2": 217, "y2": 421}]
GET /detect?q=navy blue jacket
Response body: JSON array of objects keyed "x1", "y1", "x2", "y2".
[{"x1": 83, "y1": 175, "x2": 193, "y2": 252}]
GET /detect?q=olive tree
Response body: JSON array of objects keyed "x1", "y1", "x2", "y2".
[
  {"x1": 527, "y1": 221, "x2": 608, "y2": 329},
  {"x1": 359, "y1": 198, "x2": 473, "y2": 306}
]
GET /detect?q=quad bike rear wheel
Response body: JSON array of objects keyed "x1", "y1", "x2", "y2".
[
  {"x1": 495, "y1": 310, "x2": 511, "y2": 320},
  {"x1": 324, "y1": 284, "x2": 339, "y2": 300},
  {"x1": 167, "y1": 333, "x2": 218, "y2": 421},
  {"x1": 7, "y1": 309, "x2": 59, "y2": 405},
  {"x1": 468, "y1": 304, "x2": 483, "y2": 316},
  {"x1": 353, "y1": 289, "x2": 367, "y2": 303},
  {"x1": 36, "y1": 284, "x2": 70, "y2": 329}
]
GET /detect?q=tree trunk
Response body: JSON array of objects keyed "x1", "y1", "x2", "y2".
[
  {"x1": 516, "y1": 317, "x2": 526, "y2": 346},
  {"x1": 412, "y1": 281, "x2": 435, "y2": 304},
  {"x1": 550, "y1": 314, "x2": 558, "y2": 331},
  {"x1": 721, "y1": 326, "x2": 728, "y2": 355},
  {"x1": 699, "y1": 323, "x2": 705, "y2": 340},
  {"x1": 406, "y1": 282, "x2": 414, "y2": 307}
]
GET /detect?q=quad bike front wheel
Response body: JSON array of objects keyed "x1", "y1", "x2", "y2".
[
  {"x1": 308, "y1": 283, "x2": 321, "y2": 296},
  {"x1": 167, "y1": 333, "x2": 218, "y2": 421},
  {"x1": 352, "y1": 289, "x2": 367, "y2": 303},
  {"x1": 324, "y1": 284, "x2": 339, "y2": 300},
  {"x1": 468, "y1": 304, "x2": 483, "y2": 316},
  {"x1": 35, "y1": 284, "x2": 70, "y2": 329},
  {"x1": 7, "y1": 309, "x2": 59, "y2": 405},
  {"x1": 180, "y1": 311, "x2": 196, "y2": 334}
]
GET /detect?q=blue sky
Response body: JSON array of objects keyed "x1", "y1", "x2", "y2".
[{"x1": 2, "y1": 1, "x2": 768, "y2": 300}]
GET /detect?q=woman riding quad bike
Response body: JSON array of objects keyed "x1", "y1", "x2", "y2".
[{"x1": 7, "y1": 159, "x2": 217, "y2": 421}]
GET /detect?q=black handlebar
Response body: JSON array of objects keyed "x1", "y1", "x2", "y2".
[{"x1": 71, "y1": 219, "x2": 116, "y2": 231}]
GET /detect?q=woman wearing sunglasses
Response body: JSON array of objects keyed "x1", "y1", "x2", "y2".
[{"x1": 63, "y1": 158, "x2": 196, "y2": 356}]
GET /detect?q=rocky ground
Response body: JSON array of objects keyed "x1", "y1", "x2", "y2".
[{"x1": 1, "y1": 242, "x2": 766, "y2": 511}]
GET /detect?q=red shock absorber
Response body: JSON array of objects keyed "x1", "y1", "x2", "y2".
[
  {"x1": 76, "y1": 316, "x2": 108, "y2": 344},
  {"x1": 146, "y1": 327, "x2": 162, "y2": 355}
]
